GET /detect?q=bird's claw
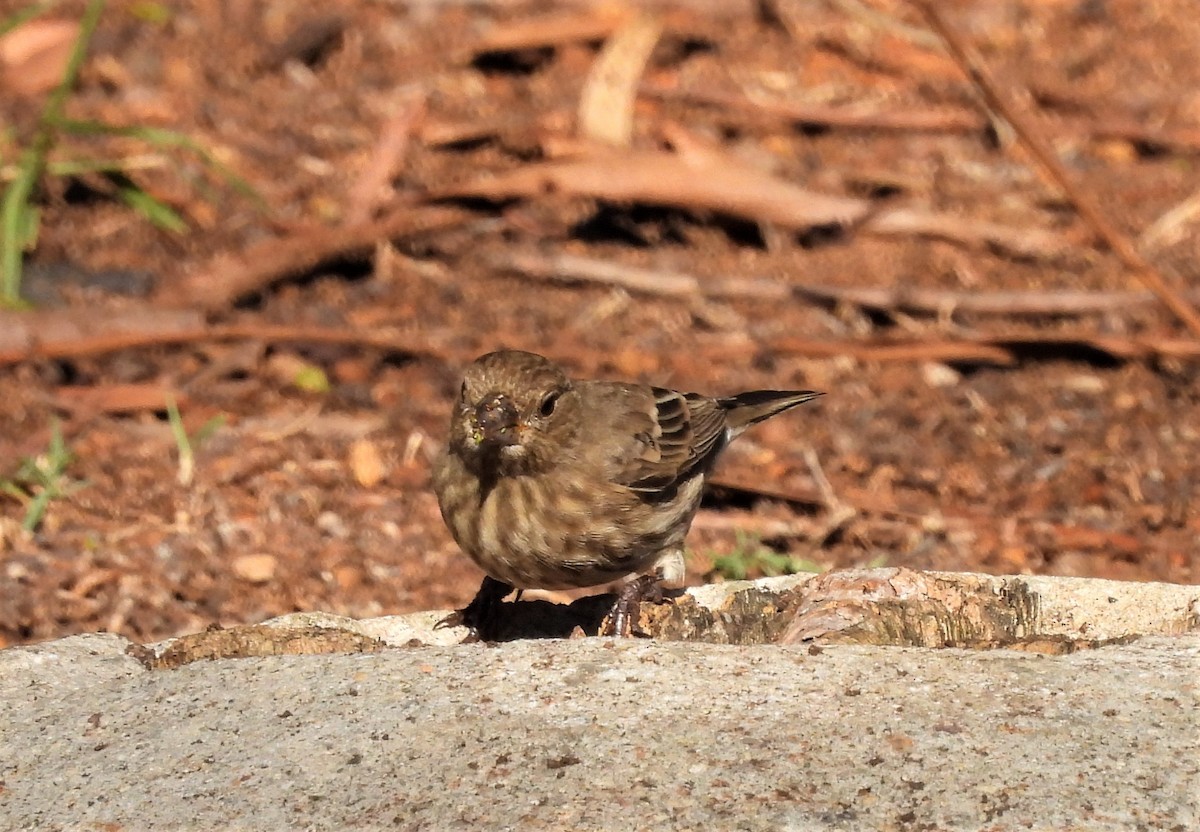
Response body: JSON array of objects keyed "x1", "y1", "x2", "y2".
[
  {"x1": 442, "y1": 576, "x2": 513, "y2": 642},
  {"x1": 602, "y1": 572, "x2": 666, "y2": 638},
  {"x1": 433, "y1": 609, "x2": 465, "y2": 630}
]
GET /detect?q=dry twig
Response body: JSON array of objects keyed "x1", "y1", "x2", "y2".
[
  {"x1": 472, "y1": 9, "x2": 632, "y2": 54},
  {"x1": 645, "y1": 84, "x2": 1200, "y2": 154},
  {"x1": 344, "y1": 91, "x2": 427, "y2": 226},
  {"x1": 165, "y1": 205, "x2": 472, "y2": 311},
  {"x1": 483, "y1": 249, "x2": 789, "y2": 300},
  {"x1": 789, "y1": 283, "x2": 1194, "y2": 317},
  {"x1": 577, "y1": 14, "x2": 661, "y2": 146},
  {"x1": 803, "y1": 447, "x2": 858, "y2": 544}
]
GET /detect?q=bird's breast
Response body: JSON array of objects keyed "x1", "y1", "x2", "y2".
[{"x1": 433, "y1": 453, "x2": 706, "y2": 590}]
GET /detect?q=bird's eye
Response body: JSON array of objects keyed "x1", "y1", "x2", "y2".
[{"x1": 538, "y1": 390, "x2": 561, "y2": 417}]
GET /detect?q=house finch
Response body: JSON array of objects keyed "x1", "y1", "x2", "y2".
[{"x1": 432, "y1": 349, "x2": 821, "y2": 638}]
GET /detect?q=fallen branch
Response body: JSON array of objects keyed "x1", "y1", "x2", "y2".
[{"x1": 163, "y1": 205, "x2": 473, "y2": 312}]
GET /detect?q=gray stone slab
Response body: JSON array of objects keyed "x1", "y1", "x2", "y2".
[{"x1": 2, "y1": 630, "x2": 1197, "y2": 831}]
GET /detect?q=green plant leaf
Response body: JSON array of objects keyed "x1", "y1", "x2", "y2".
[
  {"x1": 712, "y1": 554, "x2": 748, "y2": 581},
  {"x1": 192, "y1": 414, "x2": 226, "y2": 445},
  {"x1": 0, "y1": 0, "x2": 105, "y2": 305},
  {"x1": 1, "y1": 150, "x2": 40, "y2": 305},
  {"x1": 0, "y1": 1, "x2": 58, "y2": 39},
  {"x1": 117, "y1": 185, "x2": 187, "y2": 233},
  {"x1": 128, "y1": 1, "x2": 170, "y2": 23},
  {"x1": 293, "y1": 365, "x2": 331, "y2": 394},
  {"x1": 1, "y1": 419, "x2": 84, "y2": 531},
  {"x1": 51, "y1": 118, "x2": 261, "y2": 203}
]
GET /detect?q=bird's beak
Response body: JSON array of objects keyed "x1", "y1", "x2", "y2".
[{"x1": 471, "y1": 393, "x2": 521, "y2": 447}]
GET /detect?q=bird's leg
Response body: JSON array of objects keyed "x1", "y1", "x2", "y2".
[
  {"x1": 437, "y1": 576, "x2": 514, "y2": 642},
  {"x1": 602, "y1": 571, "x2": 666, "y2": 638}
]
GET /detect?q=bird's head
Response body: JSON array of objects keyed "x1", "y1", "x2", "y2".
[{"x1": 448, "y1": 350, "x2": 580, "y2": 473}]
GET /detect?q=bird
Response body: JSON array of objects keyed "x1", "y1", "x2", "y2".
[{"x1": 431, "y1": 349, "x2": 821, "y2": 639}]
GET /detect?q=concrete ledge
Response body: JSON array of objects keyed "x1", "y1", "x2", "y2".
[{"x1": 1, "y1": 571, "x2": 1197, "y2": 831}]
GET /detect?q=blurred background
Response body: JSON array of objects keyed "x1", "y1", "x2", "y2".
[{"x1": 0, "y1": 0, "x2": 1197, "y2": 646}]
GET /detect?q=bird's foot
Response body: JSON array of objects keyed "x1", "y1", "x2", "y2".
[
  {"x1": 436, "y1": 576, "x2": 514, "y2": 642},
  {"x1": 602, "y1": 572, "x2": 666, "y2": 638}
]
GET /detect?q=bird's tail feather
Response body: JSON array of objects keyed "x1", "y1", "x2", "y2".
[{"x1": 719, "y1": 390, "x2": 822, "y2": 437}]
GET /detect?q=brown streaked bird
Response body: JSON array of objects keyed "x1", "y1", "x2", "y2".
[{"x1": 432, "y1": 349, "x2": 821, "y2": 638}]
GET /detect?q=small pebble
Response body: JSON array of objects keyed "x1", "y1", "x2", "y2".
[
  {"x1": 1063, "y1": 374, "x2": 1107, "y2": 394},
  {"x1": 232, "y1": 554, "x2": 277, "y2": 584},
  {"x1": 317, "y1": 511, "x2": 348, "y2": 538},
  {"x1": 920, "y1": 362, "x2": 960, "y2": 388},
  {"x1": 349, "y1": 439, "x2": 386, "y2": 488}
]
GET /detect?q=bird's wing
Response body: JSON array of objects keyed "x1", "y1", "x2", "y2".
[{"x1": 603, "y1": 386, "x2": 729, "y2": 495}]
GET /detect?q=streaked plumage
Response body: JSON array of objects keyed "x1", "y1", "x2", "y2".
[{"x1": 432, "y1": 350, "x2": 821, "y2": 634}]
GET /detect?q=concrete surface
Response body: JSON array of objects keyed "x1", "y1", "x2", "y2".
[{"x1": 2, "y1": 572, "x2": 1198, "y2": 831}]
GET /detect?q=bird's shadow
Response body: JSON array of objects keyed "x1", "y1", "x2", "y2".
[
  {"x1": 461, "y1": 590, "x2": 683, "y2": 642},
  {"x1": 471, "y1": 594, "x2": 617, "y2": 641}
]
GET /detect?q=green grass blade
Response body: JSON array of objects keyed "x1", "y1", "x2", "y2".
[
  {"x1": 40, "y1": 155, "x2": 168, "y2": 177},
  {"x1": 51, "y1": 118, "x2": 261, "y2": 202},
  {"x1": 117, "y1": 184, "x2": 187, "y2": 233},
  {"x1": 42, "y1": 0, "x2": 105, "y2": 123},
  {"x1": 1, "y1": 153, "x2": 39, "y2": 305},
  {"x1": 0, "y1": 0, "x2": 105, "y2": 305},
  {"x1": 192, "y1": 414, "x2": 226, "y2": 445},
  {"x1": 164, "y1": 394, "x2": 195, "y2": 485},
  {"x1": 0, "y1": 1, "x2": 58, "y2": 39},
  {"x1": 21, "y1": 487, "x2": 52, "y2": 532}
]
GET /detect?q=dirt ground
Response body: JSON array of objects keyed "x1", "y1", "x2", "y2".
[{"x1": 1, "y1": 0, "x2": 1197, "y2": 647}]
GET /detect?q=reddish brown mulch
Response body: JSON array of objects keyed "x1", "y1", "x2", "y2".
[{"x1": 1, "y1": 0, "x2": 1197, "y2": 647}]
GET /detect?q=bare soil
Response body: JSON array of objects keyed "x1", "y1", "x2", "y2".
[{"x1": 1, "y1": 0, "x2": 1197, "y2": 647}]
